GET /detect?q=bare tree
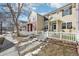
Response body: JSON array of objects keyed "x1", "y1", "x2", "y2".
[
  {"x1": 6, "y1": 3, "x2": 24, "y2": 36},
  {"x1": 0, "y1": 13, "x2": 6, "y2": 35}
]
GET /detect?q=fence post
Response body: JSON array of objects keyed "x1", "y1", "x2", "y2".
[
  {"x1": 60, "y1": 32, "x2": 62, "y2": 40},
  {"x1": 47, "y1": 31, "x2": 48, "y2": 38}
]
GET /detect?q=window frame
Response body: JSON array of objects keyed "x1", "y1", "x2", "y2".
[
  {"x1": 62, "y1": 23, "x2": 66, "y2": 29},
  {"x1": 67, "y1": 22, "x2": 72, "y2": 29}
]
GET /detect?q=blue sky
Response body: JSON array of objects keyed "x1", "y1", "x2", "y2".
[
  {"x1": 0, "y1": 3, "x2": 67, "y2": 21},
  {"x1": 31, "y1": 3, "x2": 66, "y2": 15},
  {"x1": 19, "y1": 3, "x2": 67, "y2": 21}
]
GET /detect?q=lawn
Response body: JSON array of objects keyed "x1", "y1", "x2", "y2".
[{"x1": 35, "y1": 38, "x2": 78, "y2": 56}]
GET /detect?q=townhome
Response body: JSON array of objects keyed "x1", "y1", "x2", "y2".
[
  {"x1": 27, "y1": 11, "x2": 45, "y2": 32},
  {"x1": 43, "y1": 16, "x2": 48, "y2": 31},
  {"x1": 45, "y1": 3, "x2": 79, "y2": 33}
]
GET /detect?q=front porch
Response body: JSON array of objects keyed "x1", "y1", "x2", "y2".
[{"x1": 48, "y1": 19, "x2": 62, "y2": 32}]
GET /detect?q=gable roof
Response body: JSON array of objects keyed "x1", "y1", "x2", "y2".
[{"x1": 44, "y1": 3, "x2": 72, "y2": 16}]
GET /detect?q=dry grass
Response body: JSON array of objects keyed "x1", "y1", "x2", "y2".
[{"x1": 37, "y1": 38, "x2": 78, "y2": 56}]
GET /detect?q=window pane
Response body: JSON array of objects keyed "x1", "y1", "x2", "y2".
[
  {"x1": 62, "y1": 23, "x2": 66, "y2": 29},
  {"x1": 67, "y1": 22, "x2": 72, "y2": 29}
]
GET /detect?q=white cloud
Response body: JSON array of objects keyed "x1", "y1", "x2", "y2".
[
  {"x1": 32, "y1": 7, "x2": 37, "y2": 10},
  {"x1": 47, "y1": 3, "x2": 65, "y2": 8},
  {"x1": 19, "y1": 16, "x2": 28, "y2": 21},
  {"x1": 39, "y1": 12, "x2": 49, "y2": 15},
  {"x1": 28, "y1": 3, "x2": 45, "y2": 7}
]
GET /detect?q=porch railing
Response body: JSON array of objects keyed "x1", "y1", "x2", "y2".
[{"x1": 48, "y1": 32, "x2": 76, "y2": 42}]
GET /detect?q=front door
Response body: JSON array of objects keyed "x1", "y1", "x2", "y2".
[
  {"x1": 52, "y1": 22, "x2": 56, "y2": 31},
  {"x1": 27, "y1": 24, "x2": 29, "y2": 31}
]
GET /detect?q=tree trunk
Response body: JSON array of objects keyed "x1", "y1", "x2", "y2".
[
  {"x1": 15, "y1": 19, "x2": 20, "y2": 36},
  {"x1": 0, "y1": 21, "x2": 2, "y2": 35}
]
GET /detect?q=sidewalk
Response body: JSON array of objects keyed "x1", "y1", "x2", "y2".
[
  {"x1": 0, "y1": 33, "x2": 19, "y2": 56},
  {"x1": 0, "y1": 46, "x2": 19, "y2": 56}
]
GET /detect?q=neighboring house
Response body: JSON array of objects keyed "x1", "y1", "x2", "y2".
[
  {"x1": 0, "y1": 17, "x2": 14, "y2": 33},
  {"x1": 45, "y1": 3, "x2": 79, "y2": 33},
  {"x1": 27, "y1": 11, "x2": 45, "y2": 32},
  {"x1": 18, "y1": 20, "x2": 27, "y2": 31}
]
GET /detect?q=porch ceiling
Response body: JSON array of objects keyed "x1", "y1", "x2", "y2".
[
  {"x1": 50, "y1": 19, "x2": 71, "y2": 23},
  {"x1": 50, "y1": 19, "x2": 63, "y2": 22}
]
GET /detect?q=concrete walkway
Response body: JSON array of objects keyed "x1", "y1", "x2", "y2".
[
  {"x1": 0, "y1": 32, "x2": 46, "y2": 56},
  {"x1": 4, "y1": 33, "x2": 18, "y2": 44},
  {"x1": 0, "y1": 33, "x2": 19, "y2": 56},
  {"x1": 0, "y1": 46, "x2": 19, "y2": 56},
  {"x1": 0, "y1": 39, "x2": 15, "y2": 53}
]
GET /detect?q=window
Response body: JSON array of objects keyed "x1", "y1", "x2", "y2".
[
  {"x1": 67, "y1": 22, "x2": 72, "y2": 29},
  {"x1": 69, "y1": 7, "x2": 72, "y2": 14},
  {"x1": 62, "y1": 22, "x2": 72, "y2": 29},
  {"x1": 62, "y1": 6, "x2": 72, "y2": 16},
  {"x1": 62, "y1": 23, "x2": 66, "y2": 29}
]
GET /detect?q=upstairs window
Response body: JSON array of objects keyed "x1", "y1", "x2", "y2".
[{"x1": 62, "y1": 6, "x2": 72, "y2": 16}]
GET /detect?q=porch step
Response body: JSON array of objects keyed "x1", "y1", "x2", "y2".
[
  {"x1": 18, "y1": 40, "x2": 37, "y2": 52},
  {"x1": 19, "y1": 41, "x2": 42, "y2": 56},
  {"x1": 18, "y1": 38, "x2": 37, "y2": 47},
  {"x1": 17, "y1": 38, "x2": 37, "y2": 51},
  {"x1": 25, "y1": 46, "x2": 42, "y2": 56}
]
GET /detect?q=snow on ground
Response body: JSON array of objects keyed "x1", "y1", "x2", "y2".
[{"x1": 0, "y1": 33, "x2": 19, "y2": 56}]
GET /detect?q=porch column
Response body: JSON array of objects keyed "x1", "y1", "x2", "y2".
[
  {"x1": 48, "y1": 19, "x2": 50, "y2": 32},
  {"x1": 56, "y1": 20, "x2": 59, "y2": 32},
  {"x1": 56, "y1": 20, "x2": 62, "y2": 32}
]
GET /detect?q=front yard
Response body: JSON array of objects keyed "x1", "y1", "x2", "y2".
[{"x1": 35, "y1": 38, "x2": 78, "y2": 56}]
